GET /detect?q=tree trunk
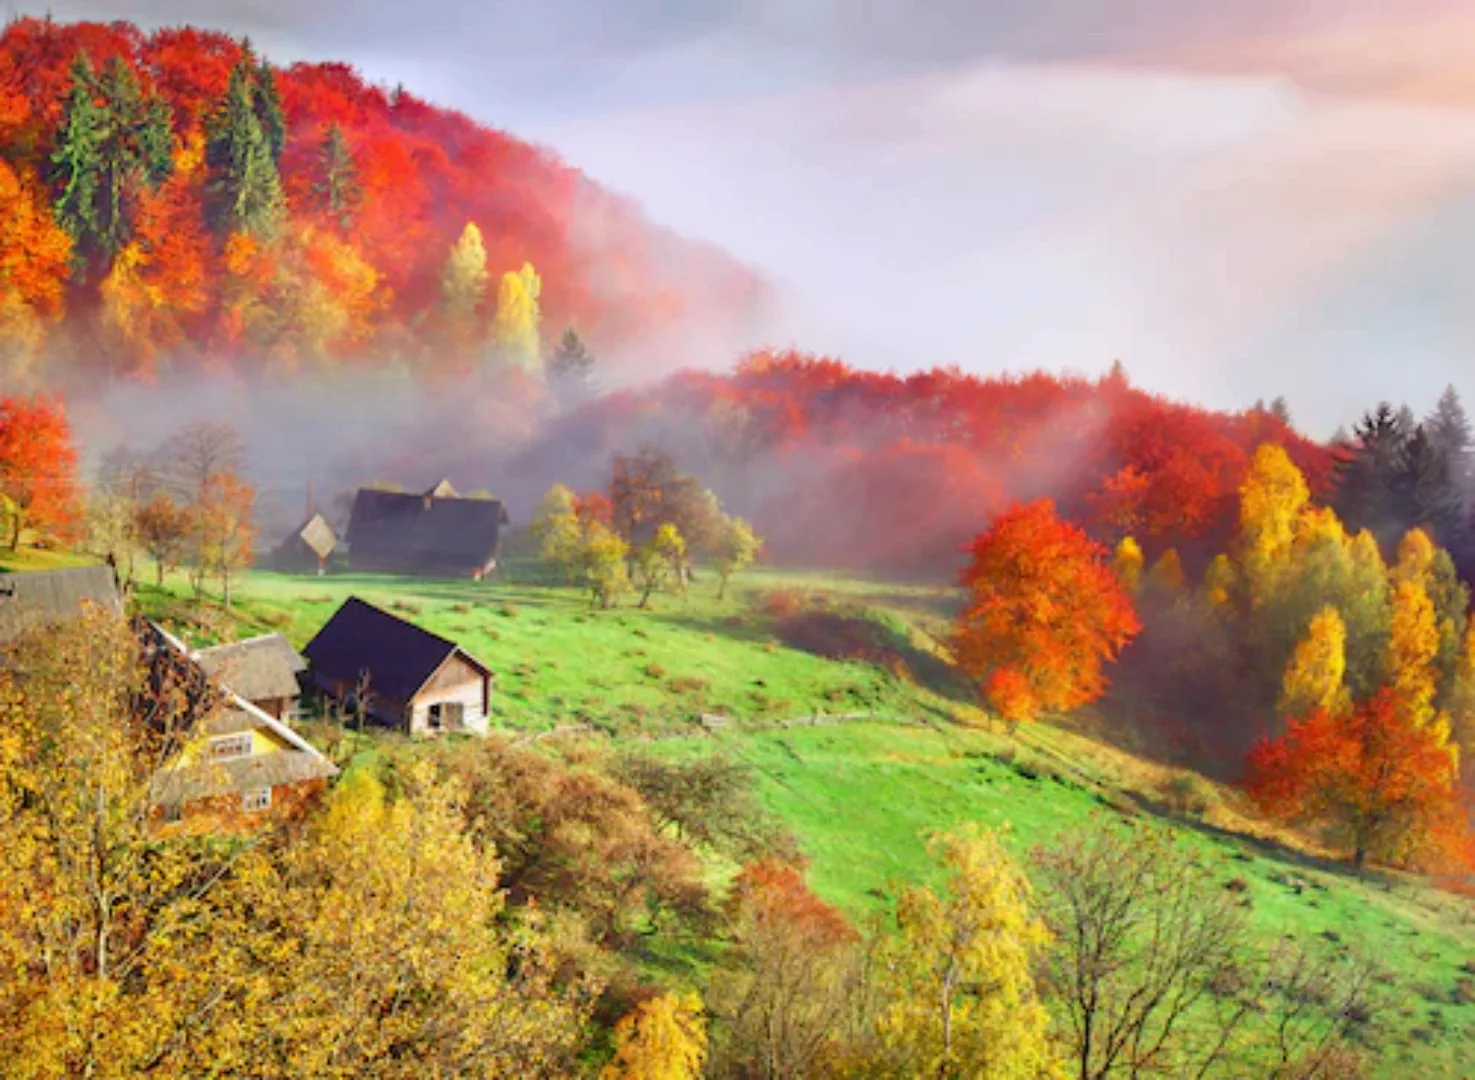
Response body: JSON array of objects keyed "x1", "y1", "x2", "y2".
[
  {"x1": 156, "y1": 560, "x2": 164, "y2": 587},
  {"x1": 223, "y1": 571, "x2": 232, "y2": 610},
  {"x1": 718, "y1": 573, "x2": 730, "y2": 601}
]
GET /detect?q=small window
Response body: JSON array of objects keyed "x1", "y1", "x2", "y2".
[
  {"x1": 428, "y1": 703, "x2": 443, "y2": 731},
  {"x1": 162, "y1": 803, "x2": 183, "y2": 824},
  {"x1": 241, "y1": 787, "x2": 272, "y2": 813},
  {"x1": 209, "y1": 733, "x2": 253, "y2": 761}
]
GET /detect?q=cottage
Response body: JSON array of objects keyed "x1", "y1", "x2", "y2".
[
  {"x1": 0, "y1": 565, "x2": 122, "y2": 646},
  {"x1": 139, "y1": 621, "x2": 339, "y2": 827},
  {"x1": 194, "y1": 633, "x2": 308, "y2": 720},
  {"x1": 274, "y1": 512, "x2": 338, "y2": 575},
  {"x1": 345, "y1": 481, "x2": 509, "y2": 579},
  {"x1": 302, "y1": 596, "x2": 493, "y2": 736}
]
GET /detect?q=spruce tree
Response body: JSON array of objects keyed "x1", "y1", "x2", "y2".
[
  {"x1": 51, "y1": 53, "x2": 174, "y2": 272},
  {"x1": 548, "y1": 327, "x2": 595, "y2": 384},
  {"x1": 313, "y1": 123, "x2": 361, "y2": 230},
  {"x1": 205, "y1": 53, "x2": 285, "y2": 240},
  {"x1": 1394, "y1": 425, "x2": 1461, "y2": 543},
  {"x1": 1427, "y1": 384, "x2": 1472, "y2": 491},
  {"x1": 50, "y1": 52, "x2": 105, "y2": 269},
  {"x1": 1334, "y1": 402, "x2": 1412, "y2": 549},
  {"x1": 1269, "y1": 396, "x2": 1292, "y2": 425},
  {"x1": 253, "y1": 56, "x2": 286, "y2": 164}
]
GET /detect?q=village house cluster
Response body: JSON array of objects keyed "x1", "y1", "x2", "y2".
[{"x1": 0, "y1": 478, "x2": 503, "y2": 828}]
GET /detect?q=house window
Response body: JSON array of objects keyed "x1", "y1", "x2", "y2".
[
  {"x1": 209, "y1": 733, "x2": 253, "y2": 760},
  {"x1": 241, "y1": 787, "x2": 272, "y2": 813},
  {"x1": 162, "y1": 803, "x2": 183, "y2": 824},
  {"x1": 428, "y1": 703, "x2": 443, "y2": 731},
  {"x1": 444, "y1": 702, "x2": 464, "y2": 729}
]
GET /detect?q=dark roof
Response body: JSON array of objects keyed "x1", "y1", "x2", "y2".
[
  {"x1": 0, "y1": 566, "x2": 122, "y2": 644},
  {"x1": 346, "y1": 488, "x2": 509, "y2": 573},
  {"x1": 284, "y1": 513, "x2": 337, "y2": 560},
  {"x1": 302, "y1": 597, "x2": 492, "y2": 703},
  {"x1": 195, "y1": 634, "x2": 307, "y2": 703}
]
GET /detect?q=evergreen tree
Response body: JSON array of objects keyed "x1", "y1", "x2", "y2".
[
  {"x1": 51, "y1": 53, "x2": 174, "y2": 273},
  {"x1": 1394, "y1": 425, "x2": 1462, "y2": 544},
  {"x1": 204, "y1": 52, "x2": 285, "y2": 240},
  {"x1": 548, "y1": 326, "x2": 594, "y2": 383},
  {"x1": 50, "y1": 52, "x2": 105, "y2": 269},
  {"x1": 313, "y1": 123, "x2": 361, "y2": 230},
  {"x1": 1270, "y1": 395, "x2": 1292, "y2": 425},
  {"x1": 1333, "y1": 402, "x2": 1412, "y2": 549},
  {"x1": 253, "y1": 52, "x2": 286, "y2": 164}
]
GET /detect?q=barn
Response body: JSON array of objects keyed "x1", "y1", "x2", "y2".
[
  {"x1": 194, "y1": 633, "x2": 308, "y2": 721},
  {"x1": 274, "y1": 512, "x2": 338, "y2": 575},
  {"x1": 302, "y1": 597, "x2": 494, "y2": 736},
  {"x1": 345, "y1": 481, "x2": 509, "y2": 579}
]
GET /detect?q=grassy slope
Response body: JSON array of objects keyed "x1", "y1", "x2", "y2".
[{"x1": 134, "y1": 561, "x2": 1475, "y2": 1076}]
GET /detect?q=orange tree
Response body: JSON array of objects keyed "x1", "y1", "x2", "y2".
[
  {"x1": 1247, "y1": 687, "x2": 1469, "y2": 871},
  {"x1": 953, "y1": 498, "x2": 1140, "y2": 727}
]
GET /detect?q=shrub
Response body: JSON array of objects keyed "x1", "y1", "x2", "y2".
[
  {"x1": 390, "y1": 599, "x2": 423, "y2": 616},
  {"x1": 451, "y1": 603, "x2": 472, "y2": 614},
  {"x1": 667, "y1": 676, "x2": 710, "y2": 695},
  {"x1": 1158, "y1": 772, "x2": 1216, "y2": 817},
  {"x1": 498, "y1": 604, "x2": 519, "y2": 618},
  {"x1": 643, "y1": 663, "x2": 667, "y2": 680},
  {"x1": 758, "y1": 589, "x2": 805, "y2": 620}
]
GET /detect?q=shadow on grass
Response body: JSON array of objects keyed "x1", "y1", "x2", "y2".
[{"x1": 774, "y1": 610, "x2": 975, "y2": 703}]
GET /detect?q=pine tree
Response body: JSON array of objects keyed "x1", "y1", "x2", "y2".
[
  {"x1": 313, "y1": 123, "x2": 361, "y2": 230},
  {"x1": 50, "y1": 52, "x2": 105, "y2": 270},
  {"x1": 1395, "y1": 425, "x2": 1462, "y2": 544},
  {"x1": 548, "y1": 326, "x2": 594, "y2": 383},
  {"x1": 253, "y1": 54, "x2": 286, "y2": 164},
  {"x1": 1270, "y1": 395, "x2": 1293, "y2": 425},
  {"x1": 51, "y1": 53, "x2": 174, "y2": 273},
  {"x1": 1334, "y1": 402, "x2": 1412, "y2": 547},
  {"x1": 204, "y1": 51, "x2": 285, "y2": 240}
]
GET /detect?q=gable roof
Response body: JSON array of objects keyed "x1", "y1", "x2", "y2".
[
  {"x1": 0, "y1": 566, "x2": 122, "y2": 644},
  {"x1": 302, "y1": 596, "x2": 491, "y2": 703},
  {"x1": 142, "y1": 620, "x2": 338, "y2": 804},
  {"x1": 425, "y1": 478, "x2": 458, "y2": 498},
  {"x1": 345, "y1": 488, "x2": 509, "y2": 572},
  {"x1": 288, "y1": 513, "x2": 338, "y2": 560},
  {"x1": 195, "y1": 633, "x2": 307, "y2": 703}
]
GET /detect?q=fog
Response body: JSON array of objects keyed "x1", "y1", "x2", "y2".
[{"x1": 22, "y1": 0, "x2": 1475, "y2": 469}]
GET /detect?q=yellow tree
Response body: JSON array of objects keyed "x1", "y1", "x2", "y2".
[
  {"x1": 1448, "y1": 623, "x2": 1475, "y2": 785},
  {"x1": 440, "y1": 221, "x2": 489, "y2": 324},
  {"x1": 531, "y1": 483, "x2": 583, "y2": 580},
  {"x1": 1278, "y1": 606, "x2": 1351, "y2": 721},
  {"x1": 1203, "y1": 552, "x2": 1237, "y2": 613},
  {"x1": 1387, "y1": 577, "x2": 1442, "y2": 733},
  {"x1": 1343, "y1": 529, "x2": 1393, "y2": 698},
  {"x1": 872, "y1": 829, "x2": 1059, "y2": 1079},
  {"x1": 1111, "y1": 536, "x2": 1143, "y2": 594},
  {"x1": 602, "y1": 992, "x2": 708, "y2": 1080},
  {"x1": 1145, "y1": 548, "x2": 1187, "y2": 593},
  {"x1": 494, "y1": 261, "x2": 542, "y2": 372},
  {"x1": 1238, "y1": 443, "x2": 1310, "y2": 607}
]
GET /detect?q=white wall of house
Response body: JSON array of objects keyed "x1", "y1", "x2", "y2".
[{"x1": 408, "y1": 678, "x2": 489, "y2": 736}]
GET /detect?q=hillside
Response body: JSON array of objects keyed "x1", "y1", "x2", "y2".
[
  {"x1": 0, "y1": 18, "x2": 766, "y2": 387},
  {"x1": 135, "y1": 561, "x2": 1475, "y2": 1077}
]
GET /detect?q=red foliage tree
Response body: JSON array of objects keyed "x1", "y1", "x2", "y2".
[
  {"x1": 1246, "y1": 687, "x2": 1470, "y2": 871},
  {"x1": 953, "y1": 499, "x2": 1141, "y2": 723},
  {"x1": 0, "y1": 393, "x2": 79, "y2": 547}
]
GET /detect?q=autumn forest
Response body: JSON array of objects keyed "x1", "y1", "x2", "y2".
[{"x1": 6, "y1": 13, "x2": 1475, "y2": 1080}]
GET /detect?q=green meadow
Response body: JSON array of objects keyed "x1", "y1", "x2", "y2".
[{"x1": 133, "y1": 560, "x2": 1475, "y2": 1076}]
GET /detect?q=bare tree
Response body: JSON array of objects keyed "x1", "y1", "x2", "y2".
[
  {"x1": 1032, "y1": 818, "x2": 1384, "y2": 1079},
  {"x1": 153, "y1": 422, "x2": 246, "y2": 503}
]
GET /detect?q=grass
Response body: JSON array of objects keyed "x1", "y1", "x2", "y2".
[
  {"x1": 0, "y1": 544, "x2": 97, "y2": 573},
  {"x1": 134, "y1": 560, "x2": 972, "y2": 737},
  {"x1": 128, "y1": 557, "x2": 1475, "y2": 1076}
]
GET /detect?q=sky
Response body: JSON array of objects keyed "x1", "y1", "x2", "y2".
[{"x1": 26, "y1": 0, "x2": 1475, "y2": 436}]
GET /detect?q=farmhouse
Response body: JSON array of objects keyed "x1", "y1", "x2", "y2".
[
  {"x1": 139, "y1": 620, "x2": 339, "y2": 828},
  {"x1": 274, "y1": 512, "x2": 338, "y2": 574},
  {"x1": 345, "y1": 481, "x2": 509, "y2": 579},
  {"x1": 302, "y1": 596, "x2": 493, "y2": 736},
  {"x1": 194, "y1": 632, "x2": 307, "y2": 720}
]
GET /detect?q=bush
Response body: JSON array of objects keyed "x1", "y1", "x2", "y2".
[
  {"x1": 390, "y1": 599, "x2": 423, "y2": 616},
  {"x1": 1158, "y1": 772, "x2": 1216, "y2": 817},
  {"x1": 498, "y1": 604, "x2": 519, "y2": 618},
  {"x1": 758, "y1": 589, "x2": 805, "y2": 620},
  {"x1": 643, "y1": 663, "x2": 667, "y2": 680},
  {"x1": 667, "y1": 676, "x2": 710, "y2": 695}
]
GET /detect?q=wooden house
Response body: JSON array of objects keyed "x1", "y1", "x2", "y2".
[
  {"x1": 0, "y1": 565, "x2": 122, "y2": 646},
  {"x1": 139, "y1": 621, "x2": 339, "y2": 829},
  {"x1": 274, "y1": 512, "x2": 338, "y2": 575},
  {"x1": 302, "y1": 596, "x2": 493, "y2": 736},
  {"x1": 345, "y1": 481, "x2": 509, "y2": 580},
  {"x1": 194, "y1": 633, "x2": 308, "y2": 720}
]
